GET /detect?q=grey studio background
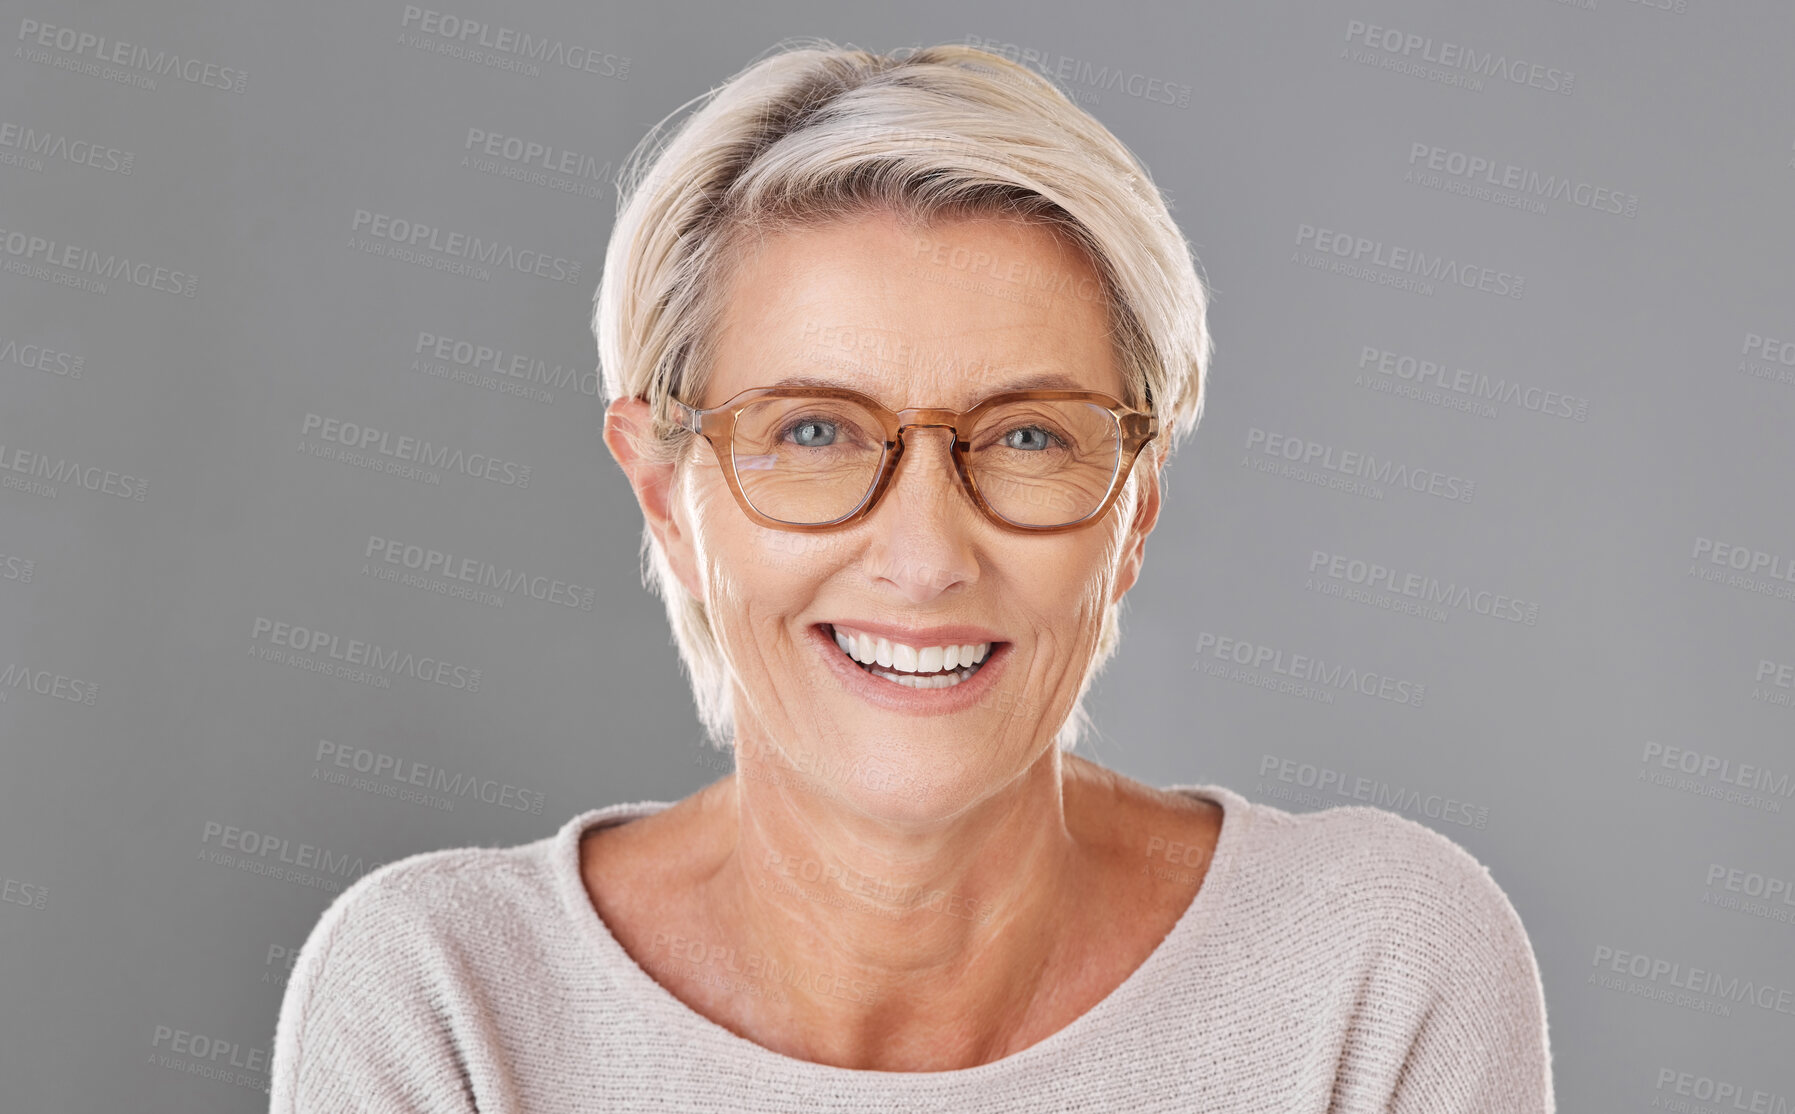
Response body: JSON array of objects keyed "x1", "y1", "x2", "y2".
[{"x1": 2, "y1": 0, "x2": 1792, "y2": 1110}]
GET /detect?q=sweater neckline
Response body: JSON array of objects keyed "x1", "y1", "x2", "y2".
[{"x1": 550, "y1": 780, "x2": 1251, "y2": 1082}]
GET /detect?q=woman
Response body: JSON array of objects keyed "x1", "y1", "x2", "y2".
[{"x1": 269, "y1": 41, "x2": 1554, "y2": 1112}]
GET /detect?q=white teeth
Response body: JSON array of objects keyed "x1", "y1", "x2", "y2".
[
  {"x1": 869, "y1": 666, "x2": 969, "y2": 689},
  {"x1": 828, "y1": 625, "x2": 994, "y2": 677}
]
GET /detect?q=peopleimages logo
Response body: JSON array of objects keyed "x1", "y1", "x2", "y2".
[
  {"x1": 1294, "y1": 223, "x2": 1525, "y2": 299},
  {"x1": 1, "y1": 874, "x2": 48, "y2": 911},
  {"x1": 15, "y1": 17, "x2": 249, "y2": 92},
  {"x1": 0, "y1": 661, "x2": 99, "y2": 705},
  {"x1": 1651, "y1": 1069, "x2": 1788, "y2": 1114},
  {"x1": 1406, "y1": 142, "x2": 1637, "y2": 218},
  {"x1": 0, "y1": 224, "x2": 198, "y2": 296},
  {"x1": 1257, "y1": 755, "x2": 1489, "y2": 828},
  {"x1": 200, "y1": 820, "x2": 376, "y2": 876},
  {"x1": 398, "y1": 6, "x2": 629, "y2": 79},
  {"x1": 412, "y1": 330, "x2": 597, "y2": 400},
  {"x1": 0, "y1": 551, "x2": 36, "y2": 583},
  {"x1": 0, "y1": 333, "x2": 83, "y2": 379},
  {"x1": 1642, "y1": 742, "x2": 1791, "y2": 792},
  {"x1": 0, "y1": 437, "x2": 149, "y2": 501},
  {"x1": 1744, "y1": 333, "x2": 1795, "y2": 366},
  {"x1": 314, "y1": 739, "x2": 546, "y2": 815},
  {"x1": 1307, "y1": 549, "x2": 1540, "y2": 625},
  {"x1": 0, "y1": 120, "x2": 134, "y2": 175},
  {"x1": 1704, "y1": 863, "x2": 1795, "y2": 908},
  {"x1": 197, "y1": 820, "x2": 381, "y2": 896},
  {"x1": 363, "y1": 534, "x2": 595, "y2": 611},
  {"x1": 1191, "y1": 631, "x2": 1426, "y2": 707},
  {"x1": 461, "y1": 127, "x2": 613, "y2": 199},
  {"x1": 1703, "y1": 862, "x2": 1795, "y2": 930},
  {"x1": 300, "y1": 412, "x2": 531, "y2": 488},
  {"x1": 349, "y1": 209, "x2": 583, "y2": 284},
  {"x1": 1357, "y1": 346, "x2": 1589, "y2": 422},
  {"x1": 1243, "y1": 426, "x2": 1476, "y2": 504},
  {"x1": 248, "y1": 616, "x2": 483, "y2": 693},
  {"x1": 1638, "y1": 741, "x2": 1792, "y2": 812},
  {"x1": 1343, "y1": 20, "x2": 1574, "y2": 95},
  {"x1": 1739, "y1": 331, "x2": 1795, "y2": 388},
  {"x1": 911, "y1": 234, "x2": 1104, "y2": 304},
  {"x1": 1689, "y1": 536, "x2": 1795, "y2": 602},
  {"x1": 1589, "y1": 945, "x2": 1795, "y2": 1018},
  {"x1": 1755, "y1": 659, "x2": 1795, "y2": 711},
  {"x1": 147, "y1": 1024, "x2": 269, "y2": 1096},
  {"x1": 961, "y1": 33, "x2": 1192, "y2": 108}
]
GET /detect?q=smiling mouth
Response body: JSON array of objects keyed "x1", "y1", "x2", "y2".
[{"x1": 820, "y1": 623, "x2": 999, "y2": 690}]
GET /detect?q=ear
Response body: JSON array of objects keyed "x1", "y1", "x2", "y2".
[
  {"x1": 1110, "y1": 451, "x2": 1164, "y2": 605},
  {"x1": 603, "y1": 397, "x2": 704, "y2": 601}
]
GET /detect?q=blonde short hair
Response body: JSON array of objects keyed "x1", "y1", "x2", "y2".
[{"x1": 593, "y1": 39, "x2": 1213, "y2": 753}]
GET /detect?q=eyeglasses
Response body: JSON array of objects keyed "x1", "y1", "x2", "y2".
[{"x1": 667, "y1": 385, "x2": 1158, "y2": 533}]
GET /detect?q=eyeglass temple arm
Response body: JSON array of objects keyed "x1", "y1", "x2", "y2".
[{"x1": 668, "y1": 398, "x2": 702, "y2": 434}]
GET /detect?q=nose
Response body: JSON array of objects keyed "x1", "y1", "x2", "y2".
[{"x1": 862, "y1": 426, "x2": 980, "y2": 602}]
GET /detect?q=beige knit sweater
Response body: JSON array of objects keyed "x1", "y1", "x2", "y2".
[{"x1": 268, "y1": 783, "x2": 1555, "y2": 1112}]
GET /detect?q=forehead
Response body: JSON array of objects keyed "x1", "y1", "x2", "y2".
[{"x1": 705, "y1": 210, "x2": 1123, "y2": 409}]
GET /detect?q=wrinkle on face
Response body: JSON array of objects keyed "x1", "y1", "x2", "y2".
[
  {"x1": 670, "y1": 206, "x2": 1154, "y2": 822},
  {"x1": 596, "y1": 203, "x2": 1185, "y2": 1073}
]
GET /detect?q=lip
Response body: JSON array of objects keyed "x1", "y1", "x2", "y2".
[
  {"x1": 810, "y1": 623, "x2": 1013, "y2": 715},
  {"x1": 821, "y1": 619, "x2": 1007, "y2": 646}
]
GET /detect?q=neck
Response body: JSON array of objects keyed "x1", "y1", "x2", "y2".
[{"x1": 705, "y1": 729, "x2": 1099, "y2": 1069}]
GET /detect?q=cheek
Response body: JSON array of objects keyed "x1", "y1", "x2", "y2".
[
  {"x1": 692, "y1": 506, "x2": 837, "y2": 644},
  {"x1": 1061, "y1": 526, "x2": 1130, "y2": 629},
  {"x1": 681, "y1": 464, "x2": 734, "y2": 529},
  {"x1": 685, "y1": 468, "x2": 754, "y2": 584},
  {"x1": 701, "y1": 568, "x2": 797, "y2": 687},
  {"x1": 1039, "y1": 528, "x2": 1128, "y2": 605}
]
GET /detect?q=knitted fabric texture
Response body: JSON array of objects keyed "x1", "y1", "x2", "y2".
[{"x1": 268, "y1": 783, "x2": 1555, "y2": 1112}]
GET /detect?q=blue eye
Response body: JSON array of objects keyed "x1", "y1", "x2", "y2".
[
  {"x1": 1002, "y1": 426, "x2": 1057, "y2": 451},
  {"x1": 785, "y1": 419, "x2": 838, "y2": 447}
]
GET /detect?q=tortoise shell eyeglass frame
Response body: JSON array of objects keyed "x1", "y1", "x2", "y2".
[{"x1": 663, "y1": 385, "x2": 1160, "y2": 534}]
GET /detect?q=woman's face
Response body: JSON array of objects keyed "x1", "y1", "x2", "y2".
[{"x1": 658, "y1": 210, "x2": 1161, "y2": 820}]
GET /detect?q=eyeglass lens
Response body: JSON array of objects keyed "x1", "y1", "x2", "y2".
[{"x1": 726, "y1": 394, "x2": 1123, "y2": 527}]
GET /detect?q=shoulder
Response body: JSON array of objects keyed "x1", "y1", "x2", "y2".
[
  {"x1": 269, "y1": 823, "x2": 579, "y2": 1110},
  {"x1": 1236, "y1": 794, "x2": 1540, "y2": 984},
  {"x1": 1231, "y1": 798, "x2": 1555, "y2": 1106},
  {"x1": 1245, "y1": 794, "x2": 1506, "y2": 899},
  {"x1": 275, "y1": 824, "x2": 574, "y2": 1036},
  {"x1": 305, "y1": 833, "x2": 558, "y2": 958}
]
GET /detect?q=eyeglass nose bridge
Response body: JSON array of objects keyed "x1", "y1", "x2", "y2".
[
  {"x1": 888, "y1": 407, "x2": 971, "y2": 442},
  {"x1": 870, "y1": 411, "x2": 977, "y2": 514}
]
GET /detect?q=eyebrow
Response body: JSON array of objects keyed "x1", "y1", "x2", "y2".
[{"x1": 770, "y1": 371, "x2": 1086, "y2": 393}]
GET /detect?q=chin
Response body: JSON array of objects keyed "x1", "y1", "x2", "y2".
[{"x1": 769, "y1": 730, "x2": 975, "y2": 822}]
